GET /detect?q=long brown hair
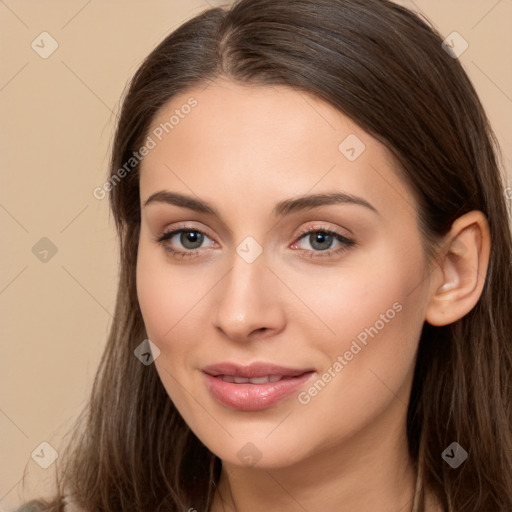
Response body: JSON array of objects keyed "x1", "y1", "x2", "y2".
[{"x1": 17, "y1": 0, "x2": 512, "y2": 510}]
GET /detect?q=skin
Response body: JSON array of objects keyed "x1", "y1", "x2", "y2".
[{"x1": 136, "y1": 78, "x2": 490, "y2": 512}]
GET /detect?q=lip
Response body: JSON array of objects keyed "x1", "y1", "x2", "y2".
[{"x1": 202, "y1": 362, "x2": 315, "y2": 411}]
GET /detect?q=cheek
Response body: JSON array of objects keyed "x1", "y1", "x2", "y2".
[
  {"x1": 287, "y1": 240, "x2": 424, "y2": 357},
  {"x1": 136, "y1": 240, "x2": 209, "y2": 344},
  {"x1": 293, "y1": 243, "x2": 426, "y2": 423},
  {"x1": 136, "y1": 242, "x2": 205, "y2": 413}
]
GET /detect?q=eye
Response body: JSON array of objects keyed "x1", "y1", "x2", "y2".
[
  {"x1": 291, "y1": 225, "x2": 356, "y2": 259},
  {"x1": 155, "y1": 223, "x2": 356, "y2": 260},
  {"x1": 156, "y1": 227, "x2": 215, "y2": 258}
]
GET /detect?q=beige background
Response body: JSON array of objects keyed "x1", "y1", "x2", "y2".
[{"x1": 1, "y1": 0, "x2": 511, "y2": 508}]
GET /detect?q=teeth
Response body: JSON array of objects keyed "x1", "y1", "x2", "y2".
[
  {"x1": 219, "y1": 375, "x2": 285, "y2": 384},
  {"x1": 249, "y1": 376, "x2": 271, "y2": 384}
]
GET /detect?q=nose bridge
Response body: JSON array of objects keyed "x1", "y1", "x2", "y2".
[{"x1": 212, "y1": 242, "x2": 285, "y2": 341}]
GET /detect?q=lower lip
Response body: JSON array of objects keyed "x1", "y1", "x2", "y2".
[{"x1": 202, "y1": 372, "x2": 315, "y2": 411}]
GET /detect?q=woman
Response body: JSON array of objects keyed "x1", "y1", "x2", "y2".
[{"x1": 15, "y1": 0, "x2": 512, "y2": 510}]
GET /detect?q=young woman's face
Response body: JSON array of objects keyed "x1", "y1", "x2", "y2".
[{"x1": 137, "y1": 79, "x2": 432, "y2": 469}]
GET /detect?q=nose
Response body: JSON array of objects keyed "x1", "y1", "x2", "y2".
[{"x1": 211, "y1": 250, "x2": 286, "y2": 343}]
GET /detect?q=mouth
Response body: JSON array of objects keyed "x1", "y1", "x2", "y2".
[
  {"x1": 214, "y1": 374, "x2": 298, "y2": 384},
  {"x1": 202, "y1": 362, "x2": 315, "y2": 410}
]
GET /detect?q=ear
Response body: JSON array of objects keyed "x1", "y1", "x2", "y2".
[{"x1": 425, "y1": 210, "x2": 491, "y2": 327}]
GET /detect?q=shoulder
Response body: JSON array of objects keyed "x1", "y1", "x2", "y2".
[
  {"x1": 9, "y1": 500, "x2": 59, "y2": 512},
  {"x1": 62, "y1": 496, "x2": 86, "y2": 512},
  {"x1": 10, "y1": 495, "x2": 86, "y2": 512},
  {"x1": 63, "y1": 495, "x2": 91, "y2": 512}
]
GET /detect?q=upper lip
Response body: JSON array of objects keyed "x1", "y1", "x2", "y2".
[{"x1": 202, "y1": 362, "x2": 314, "y2": 378}]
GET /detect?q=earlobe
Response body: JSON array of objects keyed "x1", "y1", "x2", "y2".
[{"x1": 425, "y1": 211, "x2": 491, "y2": 327}]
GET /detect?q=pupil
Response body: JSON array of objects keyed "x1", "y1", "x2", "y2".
[{"x1": 311, "y1": 232, "x2": 332, "y2": 251}]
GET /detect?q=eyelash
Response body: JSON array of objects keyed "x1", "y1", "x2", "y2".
[{"x1": 155, "y1": 224, "x2": 356, "y2": 260}]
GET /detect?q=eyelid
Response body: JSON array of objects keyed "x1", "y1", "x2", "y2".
[
  {"x1": 156, "y1": 222, "x2": 216, "y2": 242},
  {"x1": 155, "y1": 221, "x2": 356, "y2": 259},
  {"x1": 154, "y1": 222, "x2": 217, "y2": 259},
  {"x1": 293, "y1": 222, "x2": 352, "y2": 241},
  {"x1": 291, "y1": 223, "x2": 356, "y2": 255}
]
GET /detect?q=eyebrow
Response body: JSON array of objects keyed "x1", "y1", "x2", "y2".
[{"x1": 143, "y1": 190, "x2": 379, "y2": 217}]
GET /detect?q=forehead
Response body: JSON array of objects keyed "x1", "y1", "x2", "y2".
[{"x1": 139, "y1": 79, "x2": 415, "y2": 223}]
